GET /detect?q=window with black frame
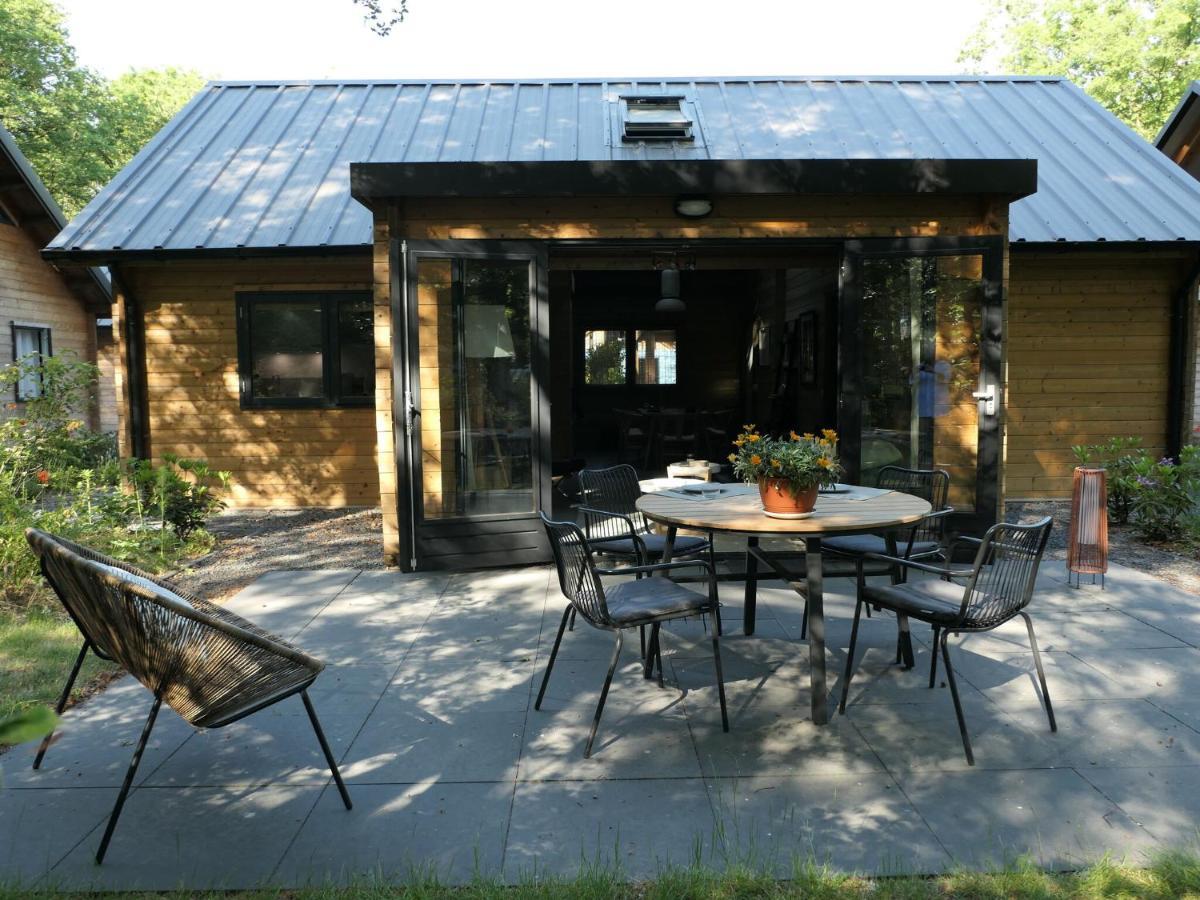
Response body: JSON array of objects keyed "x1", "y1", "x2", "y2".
[
  {"x1": 237, "y1": 292, "x2": 374, "y2": 408},
  {"x1": 11, "y1": 323, "x2": 51, "y2": 401}
]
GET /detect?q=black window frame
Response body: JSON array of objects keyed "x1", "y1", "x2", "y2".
[
  {"x1": 10, "y1": 322, "x2": 52, "y2": 402},
  {"x1": 579, "y1": 326, "x2": 679, "y2": 388},
  {"x1": 236, "y1": 291, "x2": 374, "y2": 410}
]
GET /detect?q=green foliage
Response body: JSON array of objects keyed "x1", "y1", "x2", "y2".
[
  {"x1": 730, "y1": 426, "x2": 843, "y2": 490},
  {"x1": 1128, "y1": 446, "x2": 1200, "y2": 542},
  {"x1": 583, "y1": 335, "x2": 626, "y2": 385},
  {"x1": 960, "y1": 0, "x2": 1200, "y2": 139},
  {"x1": 0, "y1": 705, "x2": 56, "y2": 747},
  {"x1": 128, "y1": 453, "x2": 231, "y2": 540},
  {"x1": 1072, "y1": 436, "x2": 1146, "y2": 524},
  {"x1": 353, "y1": 0, "x2": 409, "y2": 35},
  {"x1": 0, "y1": 0, "x2": 204, "y2": 217}
]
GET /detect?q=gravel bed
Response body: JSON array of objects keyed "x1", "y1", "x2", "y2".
[
  {"x1": 170, "y1": 507, "x2": 385, "y2": 603},
  {"x1": 1007, "y1": 499, "x2": 1200, "y2": 596}
]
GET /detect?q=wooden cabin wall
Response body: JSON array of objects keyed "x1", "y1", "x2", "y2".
[
  {"x1": 1004, "y1": 251, "x2": 1192, "y2": 498},
  {"x1": 121, "y1": 257, "x2": 378, "y2": 508},
  {"x1": 0, "y1": 218, "x2": 99, "y2": 428}
]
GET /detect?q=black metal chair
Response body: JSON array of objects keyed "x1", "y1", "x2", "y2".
[
  {"x1": 838, "y1": 516, "x2": 1056, "y2": 765},
  {"x1": 823, "y1": 466, "x2": 954, "y2": 564},
  {"x1": 536, "y1": 513, "x2": 729, "y2": 757},
  {"x1": 25, "y1": 529, "x2": 352, "y2": 863},
  {"x1": 578, "y1": 464, "x2": 712, "y2": 566}
]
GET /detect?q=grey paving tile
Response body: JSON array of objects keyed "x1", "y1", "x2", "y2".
[
  {"x1": 691, "y1": 706, "x2": 883, "y2": 778},
  {"x1": 672, "y1": 651, "x2": 817, "y2": 716},
  {"x1": 898, "y1": 768, "x2": 1159, "y2": 870},
  {"x1": 965, "y1": 607, "x2": 1188, "y2": 655},
  {"x1": 409, "y1": 606, "x2": 543, "y2": 660},
  {"x1": 505, "y1": 778, "x2": 715, "y2": 878},
  {"x1": 45, "y1": 785, "x2": 320, "y2": 890},
  {"x1": 1007, "y1": 699, "x2": 1200, "y2": 769},
  {"x1": 292, "y1": 613, "x2": 424, "y2": 667},
  {"x1": 951, "y1": 649, "x2": 1129, "y2": 709},
  {"x1": 518, "y1": 703, "x2": 701, "y2": 781},
  {"x1": 141, "y1": 701, "x2": 371, "y2": 788},
  {"x1": 1077, "y1": 765, "x2": 1200, "y2": 847},
  {"x1": 1079, "y1": 647, "x2": 1200, "y2": 700},
  {"x1": 0, "y1": 788, "x2": 114, "y2": 885},
  {"x1": 222, "y1": 570, "x2": 361, "y2": 638},
  {"x1": 705, "y1": 773, "x2": 949, "y2": 875},
  {"x1": 532, "y1": 656, "x2": 687, "y2": 715},
  {"x1": 847, "y1": 693, "x2": 1061, "y2": 772},
  {"x1": 343, "y1": 707, "x2": 526, "y2": 784},
  {"x1": 274, "y1": 782, "x2": 509, "y2": 886},
  {"x1": 1118, "y1": 605, "x2": 1200, "y2": 648},
  {"x1": 383, "y1": 653, "x2": 536, "y2": 716}
]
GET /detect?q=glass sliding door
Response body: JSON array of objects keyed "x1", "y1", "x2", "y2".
[
  {"x1": 399, "y1": 241, "x2": 551, "y2": 570},
  {"x1": 842, "y1": 239, "x2": 1003, "y2": 530}
]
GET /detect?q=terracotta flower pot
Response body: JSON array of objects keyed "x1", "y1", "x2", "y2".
[{"x1": 758, "y1": 478, "x2": 819, "y2": 515}]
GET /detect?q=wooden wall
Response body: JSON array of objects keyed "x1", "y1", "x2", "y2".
[
  {"x1": 1004, "y1": 250, "x2": 1193, "y2": 498},
  {"x1": 120, "y1": 257, "x2": 378, "y2": 508},
  {"x1": 0, "y1": 219, "x2": 99, "y2": 427}
]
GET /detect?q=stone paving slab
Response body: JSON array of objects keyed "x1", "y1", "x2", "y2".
[{"x1": 4, "y1": 559, "x2": 1200, "y2": 888}]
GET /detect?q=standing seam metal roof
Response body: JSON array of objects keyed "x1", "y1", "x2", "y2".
[{"x1": 46, "y1": 76, "x2": 1200, "y2": 254}]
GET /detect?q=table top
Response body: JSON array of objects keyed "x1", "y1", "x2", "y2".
[{"x1": 636, "y1": 483, "x2": 931, "y2": 536}]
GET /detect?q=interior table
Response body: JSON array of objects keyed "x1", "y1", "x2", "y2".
[{"x1": 635, "y1": 483, "x2": 931, "y2": 725}]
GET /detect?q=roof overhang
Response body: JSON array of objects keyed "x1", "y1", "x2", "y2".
[
  {"x1": 1156, "y1": 81, "x2": 1200, "y2": 156},
  {"x1": 1, "y1": 126, "x2": 112, "y2": 312},
  {"x1": 351, "y1": 158, "x2": 1038, "y2": 203}
]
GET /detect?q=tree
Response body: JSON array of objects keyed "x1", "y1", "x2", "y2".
[
  {"x1": 960, "y1": 0, "x2": 1200, "y2": 139},
  {"x1": 0, "y1": 0, "x2": 204, "y2": 217},
  {"x1": 352, "y1": 0, "x2": 409, "y2": 35}
]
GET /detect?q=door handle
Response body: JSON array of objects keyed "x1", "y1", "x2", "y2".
[
  {"x1": 972, "y1": 385, "x2": 996, "y2": 416},
  {"x1": 404, "y1": 390, "x2": 421, "y2": 434}
]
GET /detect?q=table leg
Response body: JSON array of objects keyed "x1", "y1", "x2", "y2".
[
  {"x1": 805, "y1": 536, "x2": 828, "y2": 725},
  {"x1": 743, "y1": 536, "x2": 759, "y2": 635},
  {"x1": 886, "y1": 533, "x2": 916, "y2": 668}
]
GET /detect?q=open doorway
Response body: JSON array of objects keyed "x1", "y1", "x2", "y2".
[{"x1": 547, "y1": 249, "x2": 841, "y2": 511}]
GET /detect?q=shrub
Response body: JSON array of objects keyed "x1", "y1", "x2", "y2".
[
  {"x1": 128, "y1": 454, "x2": 231, "y2": 540},
  {"x1": 1128, "y1": 447, "x2": 1200, "y2": 544},
  {"x1": 1072, "y1": 436, "x2": 1147, "y2": 524}
]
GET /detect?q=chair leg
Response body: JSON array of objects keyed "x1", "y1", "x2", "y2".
[
  {"x1": 711, "y1": 632, "x2": 729, "y2": 732},
  {"x1": 800, "y1": 596, "x2": 808, "y2": 640},
  {"x1": 895, "y1": 614, "x2": 915, "y2": 669},
  {"x1": 33, "y1": 639, "x2": 90, "y2": 770},
  {"x1": 535, "y1": 605, "x2": 573, "y2": 711},
  {"x1": 1020, "y1": 611, "x2": 1057, "y2": 732},
  {"x1": 653, "y1": 624, "x2": 665, "y2": 689},
  {"x1": 568, "y1": 607, "x2": 576, "y2": 631},
  {"x1": 928, "y1": 626, "x2": 940, "y2": 688},
  {"x1": 839, "y1": 599, "x2": 865, "y2": 714},
  {"x1": 302, "y1": 691, "x2": 352, "y2": 811},
  {"x1": 96, "y1": 694, "x2": 162, "y2": 864},
  {"x1": 940, "y1": 632, "x2": 975, "y2": 766},
  {"x1": 585, "y1": 632, "x2": 624, "y2": 758}
]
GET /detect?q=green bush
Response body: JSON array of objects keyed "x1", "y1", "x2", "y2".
[
  {"x1": 1072, "y1": 436, "x2": 1146, "y2": 524},
  {"x1": 128, "y1": 453, "x2": 231, "y2": 540}
]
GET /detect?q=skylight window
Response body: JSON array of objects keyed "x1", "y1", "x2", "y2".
[{"x1": 622, "y1": 96, "x2": 694, "y2": 142}]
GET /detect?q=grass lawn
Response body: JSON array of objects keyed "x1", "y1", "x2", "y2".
[
  {"x1": 1, "y1": 854, "x2": 1199, "y2": 898},
  {"x1": 0, "y1": 597, "x2": 117, "y2": 723}
]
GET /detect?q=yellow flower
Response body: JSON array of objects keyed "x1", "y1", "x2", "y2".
[
  {"x1": 746, "y1": 434, "x2": 761, "y2": 443},
  {"x1": 817, "y1": 456, "x2": 833, "y2": 469},
  {"x1": 771, "y1": 458, "x2": 782, "y2": 469},
  {"x1": 742, "y1": 423, "x2": 755, "y2": 432},
  {"x1": 789, "y1": 430, "x2": 800, "y2": 441},
  {"x1": 802, "y1": 432, "x2": 815, "y2": 441},
  {"x1": 733, "y1": 438, "x2": 745, "y2": 447},
  {"x1": 822, "y1": 428, "x2": 838, "y2": 442},
  {"x1": 727, "y1": 453, "x2": 737, "y2": 463},
  {"x1": 750, "y1": 453, "x2": 762, "y2": 466}
]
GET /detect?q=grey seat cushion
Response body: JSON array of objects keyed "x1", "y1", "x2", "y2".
[
  {"x1": 862, "y1": 577, "x2": 969, "y2": 625},
  {"x1": 592, "y1": 532, "x2": 708, "y2": 558},
  {"x1": 823, "y1": 533, "x2": 941, "y2": 558},
  {"x1": 604, "y1": 577, "x2": 712, "y2": 627}
]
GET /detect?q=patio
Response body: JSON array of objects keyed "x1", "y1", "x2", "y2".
[{"x1": 2, "y1": 559, "x2": 1199, "y2": 890}]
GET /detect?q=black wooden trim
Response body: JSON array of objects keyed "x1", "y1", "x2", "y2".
[
  {"x1": 235, "y1": 291, "x2": 373, "y2": 410},
  {"x1": 352, "y1": 159, "x2": 1038, "y2": 201},
  {"x1": 1167, "y1": 256, "x2": 1200, "y2": 459},
  {"x1": 110, "y1": 268, "x2": 151, "y2": 459}
]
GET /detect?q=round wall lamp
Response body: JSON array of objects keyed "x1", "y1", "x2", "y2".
[{"x1": 674, "y1": 195, "x2": 713, "y2": 218}]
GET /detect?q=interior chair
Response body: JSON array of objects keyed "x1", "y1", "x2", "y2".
[
  {"x1": 614, "y1": 408, "x2": 650, "y2": 468},
  {"x1": 655, "y1": 409, "x2": 698, "y2": 466},
  {"x1": 838, "y1": 516, "x2": 1056, "y2": 765},
  {"x1": 536, "y1": 513, "x2": 728, "y2": 757}
]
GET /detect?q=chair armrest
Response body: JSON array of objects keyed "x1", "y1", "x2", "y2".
[
  {"x1": 577, "y1": 506, "x2": 641, "y2": 541},
  {"x1": 595, "y1": 559, "x2": 713, "y2": 578},
  {"x1": 861, "y1": 552, "x2": 974, "y2": 580},
  {"x1": 947, "y1": 534, "x2": 984, "y2": 560}
]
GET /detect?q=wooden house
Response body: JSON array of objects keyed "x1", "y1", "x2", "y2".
[
  {"x1": 43, "y1": 77, "x2": 1200, "y2": 569},
  {"x1": 1, "y1": 122, "x2": 113, "y2": 429}
]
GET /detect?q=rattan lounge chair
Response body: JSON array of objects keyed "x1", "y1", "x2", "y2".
[{"x1": 24, "y1": 529, "x2": 352, "y2": 864}]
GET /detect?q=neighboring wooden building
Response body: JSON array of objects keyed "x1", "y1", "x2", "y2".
[
  {"x1": 1, "y1": 122, "x2": 113, "y2": 429},
  {"x1": 44, "y1": 77, "x2": 1200, "y2": 569}
]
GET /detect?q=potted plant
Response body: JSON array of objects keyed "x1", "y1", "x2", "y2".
[{"x1": 729, "y1": 426, "x2": 842, "y2": 517}]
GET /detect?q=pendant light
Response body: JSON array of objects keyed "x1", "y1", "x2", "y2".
[{"x1": 656, "y1": 267, "x2": 685, "y2": 313}]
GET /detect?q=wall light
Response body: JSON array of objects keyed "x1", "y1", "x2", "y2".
[{"x1": 674, "y1": 195, "x2": 713, "y2": 218}]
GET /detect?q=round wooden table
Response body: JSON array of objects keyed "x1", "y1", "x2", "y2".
[{"x1": 636, "y1": 483, "x2": 932, "y2": 725}]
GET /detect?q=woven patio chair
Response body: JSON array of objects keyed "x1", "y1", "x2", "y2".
[
  {"x1": 536, "y1": 513, "x2": 729, "y2": 757},
  {"x1": 24, "y1": 529, "x2": 352, "y2": 864},
  {"x1": 838, "y1": 516, "x2": 1056, "y2": 765}
]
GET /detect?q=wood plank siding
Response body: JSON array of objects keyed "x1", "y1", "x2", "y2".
[
  {"x1": 0, "y1": 219, "x2": 99, "y2": 427},
  {"x1": 120, "y1": 257, "x2": 377, "y2": 508},
  {"x1": 1004, "y1": 251, "x2": 1194, "y2": 498}
]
